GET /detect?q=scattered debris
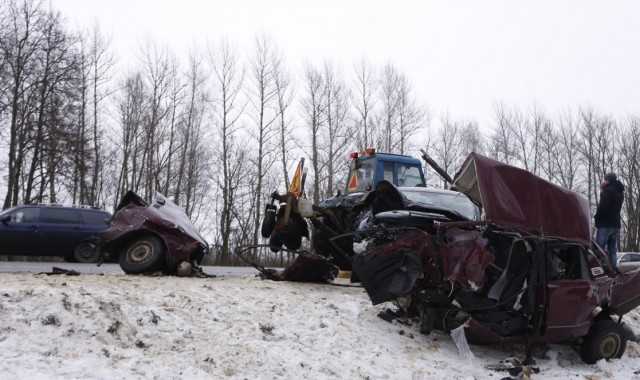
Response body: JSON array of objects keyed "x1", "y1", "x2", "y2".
[
  {"x1": 41, "y1": 314, "x2": 59, "y2": 326},
  {"x1": 39, "y1": 267, "x2": 81, "y2": 276},
  {"x1": 259, "y1": 323, "x2": 275, "y2": 335},
  {"x1": 107, "y1": 320, "x2": 121, "y2": 335},
  {"x1": 234, "y1": 245, "x2": 339, "y2": 283},
  {"x1": 485, "y1": 357, "x2": 540, "y2": 379}
]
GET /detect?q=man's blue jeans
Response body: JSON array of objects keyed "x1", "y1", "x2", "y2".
[{"x1": 596, "y1": 227, "x2": 620, "y2": 268}]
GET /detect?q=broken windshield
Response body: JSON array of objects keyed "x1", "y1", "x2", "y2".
[{"x1": 401, "y1": 188, "x2": 480, "y2": 220}]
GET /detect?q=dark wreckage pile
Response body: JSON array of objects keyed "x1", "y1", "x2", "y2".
[{"x1": 244, "y1": 152, "x2": 640, "y2": 368}]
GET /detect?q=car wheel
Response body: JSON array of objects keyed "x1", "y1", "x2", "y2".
[
  {"x1": 119, "y1": 235, "x2": 166, "y2": 274},
  {"x1": 281, "y1": 232, "x2": 302, "y2": 250},
  {"x1": 73, "y1": 241, "x2": 100, "y2": 263},
  {"x1": 261, "y1": 204, "x2": 277, "y2": 238},
  {"x1": 580, "y1": 319, "x2": 628, "y2": 364},
  {"x1": 269, "y1": 230, "x2": 283, "y2": 253}
]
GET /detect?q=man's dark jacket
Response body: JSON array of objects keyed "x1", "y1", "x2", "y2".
[{"x1": 594, "y1": 180, "x2": 625, "y2": 228}]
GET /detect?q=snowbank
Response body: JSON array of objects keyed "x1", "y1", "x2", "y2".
[{"x1": 1, "y1": 273, "x2": 639, "y2": 379}]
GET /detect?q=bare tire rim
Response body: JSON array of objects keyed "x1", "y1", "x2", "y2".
[
  {"x1": 77, "y1": 244, "x2": 96, "y2": 260},
  {"x1": 599, "y1": 333, "x2": 621, "y2": 358},
  {"x1": 127, "y1": 242, "x2": 153, "y2": 264}
]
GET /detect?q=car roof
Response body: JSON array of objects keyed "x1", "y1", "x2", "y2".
[{"x1": 0, "y1": 203, "x2": 110, "y2": 215}]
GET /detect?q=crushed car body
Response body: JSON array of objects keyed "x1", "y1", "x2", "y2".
[
  {"x1": 99, "y1": 191, "x2": 209, "y2": 275},
  {"x1": 347, "y1": 152, "x2": 640, "y2": 364}
]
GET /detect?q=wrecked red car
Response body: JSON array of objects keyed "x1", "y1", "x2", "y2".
[
  {"x1": 348, "y1": 153, "x2": 640, "y2": 364},
  {"x1": 99, "y1": 191, "x2": 209, "y2": 274}
]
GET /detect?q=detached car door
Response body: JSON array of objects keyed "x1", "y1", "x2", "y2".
[{"x1": 0, "y1": 206, "x2": 42, "y2": 254}]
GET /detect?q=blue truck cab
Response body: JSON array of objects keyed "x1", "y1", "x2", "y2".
[{"x1": 345, "y1": 149, "x2": 426, "y2": 194}]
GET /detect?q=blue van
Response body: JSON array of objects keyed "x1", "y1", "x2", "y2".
[{"x1": 0, "y1": 204, "x2": 111, "y2": 263}]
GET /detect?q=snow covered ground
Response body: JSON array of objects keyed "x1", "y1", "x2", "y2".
[{"x1": 1, "y1": 272, "x2": 639, "y2": 379}]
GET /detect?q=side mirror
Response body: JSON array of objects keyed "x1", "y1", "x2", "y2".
[{"x1": 1, "y1": 215, "x2": 10, "y2": 224}]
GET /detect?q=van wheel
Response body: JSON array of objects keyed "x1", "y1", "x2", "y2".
[
  {"x1": 119, "y1": 235, "x2": 166, "y2": 274},
  {"x1": 580, "y1": 319, "x2": 628, "y2": 364},
  {"x1": 73, "y1": 241, "x2": 100, "y2": 263}
]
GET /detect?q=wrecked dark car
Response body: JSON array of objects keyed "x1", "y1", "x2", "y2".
[
  {"x1": 347, "y1": 153, "x2": 640, "y2": 364},
  {"x1": 99, "y1": 191, "x2": 209, "y2": 275}
]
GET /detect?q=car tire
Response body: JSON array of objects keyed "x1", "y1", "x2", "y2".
[
  {"x1": 281, "y1": 232, "x2": 302, "y2": 250},
  {"x1": 73, "y1": 241, "x2": 100, "y2": 263},
  {"x1": 119, "y1": 235, "x2": 166, "y2": 274},
  {"x1": 580, "y1": 319, "x2": 628, "y2": 364},
  {"x1": 261, "y1": 205, "x2": 277, "y2": 238},
  {"x1": 269, "y1": 230, "x2": 283, "y2": 253}
]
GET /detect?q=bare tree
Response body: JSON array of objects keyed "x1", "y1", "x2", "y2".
[
  {"x1": 317, "y1": 61, "x2": 352, "y2": 198},
  {"x1": 170, "y1": 51, "x2": 194, "y2": 204},
  {"x1": 247, "y1": 33, "x2": 280, "y2": 247},
  {"x1": 300, "y1": 62, "x2": 326, "y2": 204},
  {"x1": 0, "y1": 3, "x2": 9, "y2": 113},
  {"x1": 73, "y1": 22, "x2": 114, "y2": 207},
  {"x1": 114, "y1": 71, "x2": 146, "y2": 205},
  {"x1": 0, "y1": 1, "x2": 89, "y2": 206},
  {"x1": 207, "y1": 37, "x2": 246, "y2": 264},
  {"x1": 579, "y1": 107, "x2": 618, "y2": 212},
  {"x1": 618, "y1": 116, "x2": 640, "y2": 251},
  {"x1": 161, "y1": 58, "x2": 186, "y2": 197},
  {"x1": 506, "y1": 103, "x2": 547, "y2": 175},
  {"x1": 508, "y1": 105, "x2": 533, "y2": 172},
  {"x1": 173, "y1": 49, "x2": 211, "y2": 218},
  {"x1": 395, "y1": 73, "x2": 427, "y2": 155},
  {"x1": 431, "y1": 114, "x2": 465, "y2": 188},
  {"x1": 351, "y1": 57, "x2": 378, "y2": 149},
  {"x1": 461, "y1": 120, "x2": 484, "y2": 156},
  {"x1": 137, "y1": 40, "x2": 177, "y2": 200},
  {"x1": 486, "y1": 102, "x2": 516, "y2": 164},
  {"x1": 273, "y1": 54, "x2": 296, "y2": 191},
  {"x1": 549, "y1": 110, "x2": 582, "y2": 191},
  {"x1": 377, "y1": 63, "x2": 400, "y2": 152},
  {"x1": 537, "y1": 117, "x2": 558, "y2": 183},
  {"x1": 23, "y1": 6, "x2": 76, "y2": 204},
  {"x1": 1, "y1": 0, "x2": 47, "y2": 208}
]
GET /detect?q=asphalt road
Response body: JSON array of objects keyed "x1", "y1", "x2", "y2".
[{"x1": 0, "y1": 262, "x2": 262, "y2": 276}]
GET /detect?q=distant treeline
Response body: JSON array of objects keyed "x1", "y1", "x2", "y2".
[{"x1": 1, "y1": 0, "x2": 639, "y2": 264}]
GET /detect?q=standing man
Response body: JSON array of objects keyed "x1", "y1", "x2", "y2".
[{"x1": 594, "y1": 172, "x2": 625, "y2": 269}]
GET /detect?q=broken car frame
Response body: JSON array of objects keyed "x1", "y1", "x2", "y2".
[{"x1": 343, "y1": 153, "x2": 640, "y2": 365}]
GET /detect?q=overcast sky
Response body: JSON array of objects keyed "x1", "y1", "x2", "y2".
[{"x1": 52, "y1": 0, "x2": 640, "y2": 129}]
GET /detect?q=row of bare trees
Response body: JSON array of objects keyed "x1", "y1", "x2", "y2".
[
  {"x1": 0, "y1": 0, "x2": 113, "y2": 210},
  {"x1": 1, "y1": 0, "x2": 639, "y2": 263}
]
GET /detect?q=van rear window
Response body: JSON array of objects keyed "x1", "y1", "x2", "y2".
[
  {"x1": 80, "y1": 210, "x2": 109, "y2": 225},
  {"x1": 44, "y1": 208, "x2": 80, "y2": 224}
]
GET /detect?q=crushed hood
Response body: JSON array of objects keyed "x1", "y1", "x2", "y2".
[{"x1": 451, "y1": 153, "x2": 591, "y2": 243}]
